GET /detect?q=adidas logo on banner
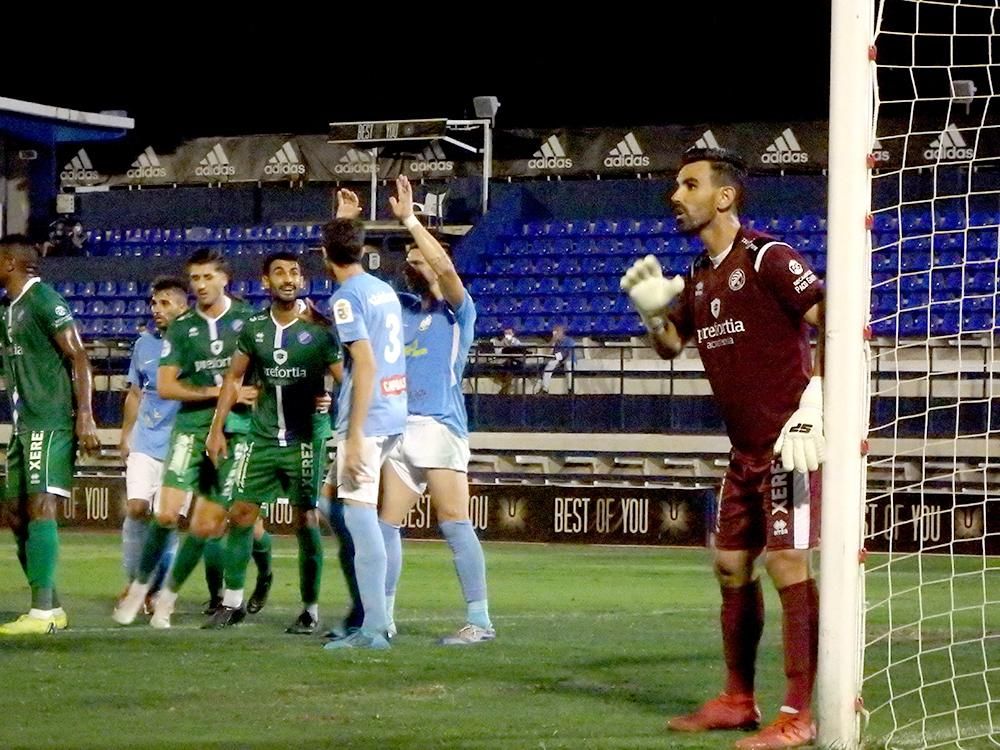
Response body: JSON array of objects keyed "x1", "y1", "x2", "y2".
[
  {"x1": 195, "y1": 143, "x2": 235, "y2": 177},
  {"x1": 528, "y1": 135, "x2": 573, "y2": 170},
  {"x1": 604, "y1": 132, "x2": 649, "y2": 168},
  {"x1": 871, "y1": 139, "x2": 890, "y2": 163},
  {"x1": 761, "y1": 128, "x2": 809, "y2": 164},
  {"x1": 408, "y1": 142, "x2": 453, "y2": 173},
  {"x1": 126, "y1": 146, "x2": 167, "y2": 179},
  {"x1": 334, "y1": 148, "x2": 377, "y2": 175},
  {"x1": 924, "y1": 124, "x2": 974, "y2": 160},
  {"x1": 60, "y1": 149, "x2": 101, "y2": 182},
  {"x1": 695, "y1": 130, "x2": 721, "y2": 149},
  {"x1": 264, "y1": 141, "x2": 305, "y2": 176}
]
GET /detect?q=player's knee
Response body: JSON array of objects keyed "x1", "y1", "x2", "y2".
[
  {"x1": 435, "y1": 505, "x2": 469, "y2": 524},
  {"x1": 764, "y1": 549, "x2": 810, "y2": 587},
  {"x1": 28, "y1": 495, "x2": 59, "y2": 520},
  {"x1": 297, "y1": 509, "x2": 319, "y2": 529},
  {"x1": 713, "y1": 556, "x2": 754, "y2": 586}
]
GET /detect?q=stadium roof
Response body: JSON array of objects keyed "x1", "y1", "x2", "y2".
[{"x1": 0, "y1": 97, "x2": 133, "y2": 145}]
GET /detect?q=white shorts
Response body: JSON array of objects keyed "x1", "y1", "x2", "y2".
[
  {"x1": 330, "y1": 434, "x2": 401, "y2": 505},
  {"x1": 386, "y1": 416, "x2": 470, "y2": 495},
  {"x1": 125, "y1": 452, "x2": 192, "y2": 516}
]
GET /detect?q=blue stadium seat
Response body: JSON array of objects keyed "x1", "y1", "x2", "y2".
[
  {"x1": 514, "y1": 278, "x2": 538, "y2": 295},
  {"x1": 486, "y1": 258, "x2": 513, "y2": 275},
  {"x1": 76, "y1": 281, "x2": 96, "y2": 298},
  {"x1": 70, "y1": 300, "x2": 86, "y2": 317},
  {"x1": 97, "y1": 280, "x2": 117, "y2": 298},
  {"x1": 476, "y1": 316, "x2": 501, "y2": 336},
  {"x1": 245, "y1": 226, "x2": 264, "y2": 241},
  {"x1": 86, "y1": 301, "x2": 108, "y2": 317},
  {"x1": 931, "y1": 269, "x2": 962, "y2": 300},
  {"x1": 898, "y1": 311, "x2": 927, "y2": 336},
  {"x1": 870, "y1": 317, "x2": 896, "y2": 337},
  {"x1": 127, "y1": 299, "x2": 147, "y2": 317},
  {"x1": 537, "y1": 278, "x2": 560, "y2": 294},
  {"x1": 305, "y1": 224, "x2": 322, "y2": 240},
  {"x1": 82, "y1": 319, "x2": 107, "y2": 338},
  {"x1": 287, "y1": 225, "x2": 304, "y2": 241},
  {"x1": 581, "y1": 257, "x2": 607, "y2": 275},
  {"x1": 968, "y1": 209, "x2": 999, "y2": 228},
  {"x1": 532, "y1": 258, "x2": 556, "y2": 275},
  {"x1": 494, "y1": 278, "x2": 514, "y2": 295},
  {"x1": 231, "y1": 280, "x2": 250, "y2": 298},
  {"x1": 523, "y1": 221, "x2": 547, "y2": 237},
  {"x1": 264, "y1": 226, "x2": 287, "y2": 241},
  {"x1": 553, "y1": 257, "x2": 581, "y2": 275},
  {"x1": 965, "y1": 268, "x2": 996, "y2": 294},
  {"x1": 117, "y1": 280, "x2": 139, "y2": 298},
  {"x1": 562, "y1": 278, "x2": 586, "y2": 294},
  {"x1": 635, "y1": 218, "x2": 663, "y2": 236},
  {"x1": 162, "y1": 228, "x2": 185, "y2": 243},
  {"x1": 900, "y1": 241, "x2": 931, "y2": 271},
  {"x1": 541, "y1": 296, "x2": 568, "y2": 314},
  {"x1": 107, "y1": 300, "x2": 127, "y2": 316},
  {"x1": 521, "y1": 316, "x2": 550, "y2": 335},
  {"x1": 796, "y1": 214, "x2": 826, "y2": 233},
  {"x1": 901, "y1": 205, "x2": 932, "y2": 236},
  {"x1": 605, "y1": 257, "x2": 629, "y2": 275},
  {"x1": 584, "y1": 277, "x2": 610, "y2": 294},
  {"x1": 961, "y1": 297, "x2": 994, "y2": 332},
  {"x1": 470, "y1": 278, "x2": 494, "y2": 296},
  {"x1": 56, "y1": 281, "x2": 76, "y2": 299},
  {"x1": 930, "y1": 302, "x2": 960, "y2": 335},
  {"x1": 592, "y1": 219, "x2": 616, "y2": 236},
  {"x1": 311, "y1": 278, "x2": 333, "y2": 296}
]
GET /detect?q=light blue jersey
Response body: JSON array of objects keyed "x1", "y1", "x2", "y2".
[
  {"x1": 331, "y1": 272, "x2": 407, "y2": 439},
  {"x1": 399, "y1": 291, "x2": 476, "y2": 439},
  {"x1": 126, "y1": 330, "x2": 180, "y2": 461}
]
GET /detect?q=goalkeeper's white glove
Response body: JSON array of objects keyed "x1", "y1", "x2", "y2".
[
  {"x1": 773, "y1": 376, "x2": 825, "y2": 473},
  {"x1": 619, "y1": 255, "x2": 685, "y2": 333}
]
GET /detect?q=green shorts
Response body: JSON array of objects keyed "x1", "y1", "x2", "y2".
[
  {"x1": 4, "y1": 429, "x2": 75, "y2": 500},
  {"x1": 161, "y1": 429, "x2": 241, "y2": 507},
  {"x1": 230, "y1": 438, "x2": 317, "y2": 508}
]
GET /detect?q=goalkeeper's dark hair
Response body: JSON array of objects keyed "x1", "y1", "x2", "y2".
[
  {"x1": 185, "y1": 247, "x2": 231, "y2": 276},
  {"x1": 681, "y1": 146, "x2": 747, "y2": 212},
  {"x1": 321, "y1": 218, "x2": 365, "y2": 265}
]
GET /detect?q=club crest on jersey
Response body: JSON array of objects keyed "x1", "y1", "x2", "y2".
[
  {"x1": 210, "y1": 340, "x2": 224, "y2": 355},
  {"x1": 418, "y1": 315, "x2": 432, "y2": 332},
  {"x1": 297, "y1": 331, "x2": 312, "y2": 344},
  {"x1": 273, "y1": 348, "x2": 288, "y2": 365},
  {"x1": 232, "y1": 319, "x2": 245, "y2": 332},
  {"x1": 333, "y1": 299, "x2": 354, "y2": 324},
  {"x1": 728, "y1": 269, "x2": 746, "y2": 291},
  {"x1": 788, "y1": 259, "x2": 804, "y2": 275},
  {"x1": 711, "y1": 298, "x2": 721, "y2": 318}
]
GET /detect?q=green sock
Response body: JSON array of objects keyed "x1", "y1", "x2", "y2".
[
  {"x1": 26, "y1": 519, "x2": 58, "y2": 610},
  {"x1": 203, "y1": 537, "x2": 225, "y2": 597},
  {"x1": 14, "y1": 527, "x2": 28, "y2": 579},
  {"x1": 166, "y1": 534, "x2": 207, "y2": 592},
  {"x1": 138, "y1": 521, "x2": 174, "y2": 584},
  {"x1": 252, "y1": 531, "x2": 273, "y2": 578},
  {"x1": 224, "y1": 525, "x2": 255, "y2": 591},
  {"x1": 296, "y1": 526, "x2": 323, "y2": 605}
]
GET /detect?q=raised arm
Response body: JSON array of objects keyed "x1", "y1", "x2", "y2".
[{"x1": 390, "y1": 175, "x2": 465, "y2": 308}]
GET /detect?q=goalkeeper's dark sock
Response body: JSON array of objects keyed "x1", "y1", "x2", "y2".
[
  {"x1": 721, "y1": 580, "x2": 764, "y2": 697},
  {"x1": 778, "y1": 579, "x2": 819, "y2": 712}
]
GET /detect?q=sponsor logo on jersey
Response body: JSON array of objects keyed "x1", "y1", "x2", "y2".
[
  {"x1": 297, "y1": 331, "x2": 312, "y2": 344},
  {"x1": 367, "y1": 291, "x2": 397, "y2": 306},
  {"x1": 380, "y1": 374, "x2": 407, "y2": 396},
  {"x1": 788, "y1": 259, "x2": 804, "y2": 275},
  {"x1": 195, "y1": 356, "x2": 232, "y2": 372}
]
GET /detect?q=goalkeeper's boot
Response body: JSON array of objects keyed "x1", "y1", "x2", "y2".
[
  {"x1": 667, "y1": 692, "x2": 760, "y2": 732},
  {"x1": 734, "y1": 709, "x2": 815, "y2": 749}
]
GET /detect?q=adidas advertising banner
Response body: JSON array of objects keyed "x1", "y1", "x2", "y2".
[{"x1": 62, "y1": 118, "x2": 1000, "y2": 188}]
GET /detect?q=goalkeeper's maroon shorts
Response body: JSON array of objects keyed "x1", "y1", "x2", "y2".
[{"x1": 714, "y1": 449, "x2": 821, "y2": 552}]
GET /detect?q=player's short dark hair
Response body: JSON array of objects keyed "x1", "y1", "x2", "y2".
[
  {"x1": 150, "y1": 276, "x2": 188, "y2": 298},
  {"x1": 321, "y1": 219, "x2": 365, "y2": 265},
  {"x1": 185, "y1": 247, "x2": 230, "y2": 276},
  {"x1": 262, "y1": 250, "x2": 300, "y2": 276},
  {"x1": 0, "y1": 234, "x2": 40, "y2": 271},
  {"x1": 681, "y1": 146, "x2": 747, "y2": 210}
]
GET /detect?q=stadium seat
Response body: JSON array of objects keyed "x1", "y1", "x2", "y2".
[
  {"x1": 107, "y1": 300, "x2": 127, "y2": 316},
  {"x1": 231, "y1": 280, "x2": 250, "y2": 298},
  {"x1": 56, "y1": 281, "x2": 76, "y2": 299},
  {"x1": 311, "y1": 278, "x2": 333, "y2": 296},
  {"x1": 86, "y1": 300, "x2": 108, "y2": 317},
  {"x1": 127, "y1": 299, "x2": 147, "y2": 316},
  {"x1": 76, "y1": 281, "x2": 96, "y2": 298},
  {"x1": 264, "y1": 226, "x2": 287, "y2": 241},
  {"x1": 930, "y1": 302, "x2": 960, "y2": 335},
  {"x1": 70, "y1": 300, "x2": 86, "y2": 317},
  {"x1": 97, "y1": 280, "x2": 117, "y2": 298}
]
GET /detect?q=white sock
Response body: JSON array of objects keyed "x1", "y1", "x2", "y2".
[
  {"x1": 306, "y1": 603, "x2": 319, "y2": 619},
  {"x1": 157, "y1": 589, "x2": 178, "y2": 608},
  {"x1": 28, "y1": 608, "x2": 54, "y2": 619},
  {"x1": 223, "y1": 589, "x2": 244, "y2": 608}
]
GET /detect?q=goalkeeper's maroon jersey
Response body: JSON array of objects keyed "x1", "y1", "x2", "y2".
[{"x1": 669, "y1": 228, "x2": 824, "y2": 457}]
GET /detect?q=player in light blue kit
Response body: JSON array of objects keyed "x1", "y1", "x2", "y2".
[
  {"x1": 117, "y1": 278, "x2": 189, "y2": 606},
  {"x1": 379, "y1": 176, "x2": 494, "y2": 644},
  {"x1": 322, "y1": 189, "x2": 407, "y2": 651}
]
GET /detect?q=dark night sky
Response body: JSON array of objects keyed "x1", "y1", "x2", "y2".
[{"x1": 3, "y1": 4, "x2": 831, "y2": 143}]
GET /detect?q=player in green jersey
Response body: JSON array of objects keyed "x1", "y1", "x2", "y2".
[
  {"x1": 206, "y1": 251, "x2": 342, "y2": 631},
  {"x1": 114, "y1": 248, "x2": 258, "y2": 628},
  {"x1": 0, "y1": 235, "x2": 99, "y2": 635}
]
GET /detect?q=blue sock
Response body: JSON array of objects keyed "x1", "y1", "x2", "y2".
[
  {"x1": 122, "y1": 516, "x2": 149, "y2": 582},
  {"x1": 440, "y1": 520, "x2": 491, "y2": 628},
  {"x1": 329, "y1": 500, "x2": 363, "y2": 627},
  {"x1": 379, "y1": 520, "x2": 402, "y2": 598},
  {"x1": 150, "y1": 531, "x2": 178, "y2": 594},
  {"x1": 343, "y1": 504, "x2": 387, "y2": 637}
]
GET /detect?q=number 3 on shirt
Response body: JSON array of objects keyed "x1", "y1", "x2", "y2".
[{"x1": 384, "y1": 313, "x2": 402, "y2": 364}]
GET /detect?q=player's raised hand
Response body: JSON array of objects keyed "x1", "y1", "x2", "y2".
[
  {"x1": 619, "y1": 255, "x2": 684, "y2": 332},
  {"x1": 773, "y1": 376, "x2": 825, "y2": 472},
  {"x1": 389, "y1": 175, "x2": 415, "y2": 221},
  {"x1": 336, "y1": 189, "x2": 362, "y2": 219}
]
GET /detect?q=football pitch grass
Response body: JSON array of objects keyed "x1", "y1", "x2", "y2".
[{"x1": 0, "y1": 532, "x2": 996, "y2": 749}]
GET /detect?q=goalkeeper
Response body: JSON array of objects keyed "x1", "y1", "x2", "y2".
[{"x1": 621, "y1": 147, "x2": 825, "y2": 750}]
